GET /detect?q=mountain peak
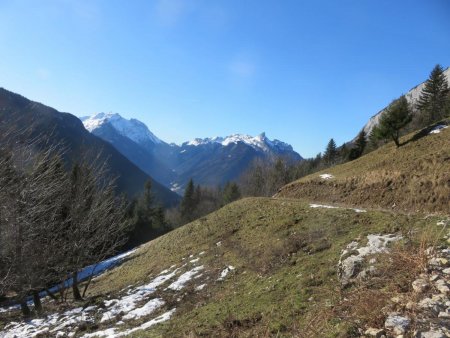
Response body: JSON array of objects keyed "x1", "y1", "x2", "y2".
[
  {"x1": 81, "y1": 113, "x2": 163, "y2": 145},
  {"x1": 184, "y1": 132, "x2": 294, "y2": 154}
]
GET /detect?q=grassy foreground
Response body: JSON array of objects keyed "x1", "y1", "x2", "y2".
[{"x1": 87, "y1": 197, "x2": 444, "y2": 337}]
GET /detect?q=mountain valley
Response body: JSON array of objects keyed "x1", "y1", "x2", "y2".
[{"x1": 81, "y1": 113, "x2": 302, "y2": 193}]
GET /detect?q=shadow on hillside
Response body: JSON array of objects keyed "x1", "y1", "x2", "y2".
[{"x1": 401, "y1": 119, "x2": 449, "y2": 147}]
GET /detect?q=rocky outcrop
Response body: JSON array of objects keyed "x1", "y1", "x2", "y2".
[
  {"x1": 359, "y1": 220, "x2": 450, "y2": 337},
  {"x1": 338, "y1": 234, "x2": 402, "y2": 287}
]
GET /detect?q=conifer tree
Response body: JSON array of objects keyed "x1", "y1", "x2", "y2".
[
  {"x1": 323, "y1": 138, "x2": 337, "y2": 165},
  {"x1": 222, "y1": 182, "x2": 241, "y2": 205},
  {"x1": 372, "y1": 95, "x2": 411, "y2": 147},
  {"x1": 349, "y1": 130, "x2": 367, "y2": 160},
  {"x1": 416, "y1": 64, "x2": 449, "y2": 124},
  {"x1": 180, "y1": 179, "x2": 196, "y2": 223},
  {"x1": 127, "y1": 180, "x2": 167, "y2": 247}
]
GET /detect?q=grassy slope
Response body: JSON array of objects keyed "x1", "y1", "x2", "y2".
[
  {"x1": 277, "y1": 127, "x2": 450, "y2": 214},
  {"x1": 87, "y1": 198, "x2": 443, "y2": 337},
  {"x1": 81, "y1": 126, "x2": 449, "y2": 337}
]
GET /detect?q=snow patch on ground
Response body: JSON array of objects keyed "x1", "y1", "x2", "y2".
[
  {"x1": 310, "y1": 203, "x2": 339, "y2": 209},
  {"x1": 319, "y1": 173, "x2": 334, "y2": 180},
  {"x1": 167, "y1": 266, "x2": 204, "y2": 291},
  {"x1": 195, "y1": 284, "x2": 207, "y2": 291},
  {"x1": 81, "y1": 309, "x2": 176, "y2": 338},
  {"x1": 100, "y1": 269, "x2": 178, "y2": 323},
  {"x1": 1, "y1": 252, "x2": 212, "y2": 337},
  {"x1": 218, "y1": 266, "x2": 235, "y2": 281},
  {"x1": 309, "y1": 204, "x2": 367, "y2": 213},
  {"x1": 353, "y1": 208, "x2": 367, "y2": 213},
  {"x1": 1, "y1": 306, "x2": 96, "y2": 338},
  {"x1": 429, "y1": 124, "x2": 448, "y2": 134},
  {"x1": 122, "y1": 298, "x2": 165, "y2": 321}
]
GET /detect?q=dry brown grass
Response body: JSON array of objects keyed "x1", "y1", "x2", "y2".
[
  {"x1": 329, "y1": 230, "x2": 440, "y2": 336},
  {"x1": 277, "y1": 126, "x2": 450, "y2": 215}
]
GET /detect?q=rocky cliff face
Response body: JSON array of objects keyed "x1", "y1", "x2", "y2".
[{"x1": 360, "y1": 67, "x2": 450, "y2": 138}]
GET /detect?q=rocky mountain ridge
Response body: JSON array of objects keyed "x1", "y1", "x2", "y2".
[{"x1": 81, "y1": 113, "x2": 302, "y2": 193}]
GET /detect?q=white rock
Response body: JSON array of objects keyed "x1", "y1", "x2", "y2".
[
  {"x1": 435, "y1": 279, "x2": 450, "y2": 294},
  {"x1": 416, "y1": 330, "x2": 446, "y2": 338},
  {"x1": 364, "y1": 327, "x2": 386, "y2": 337},
  {"x1": 338, "y1": 234, "x2": 402, "y2": 286},
  {"x1": 384, "y1": 313, "x2": 410, "y2": 335},
  {"x1": 412, "y1": 279, "x2": 429, "y2": 293},
  {"x1": 430, "y1": 274, "x2": 440, "y2": 282},
  {"x1": 438, "y1": 311, "x2": 450, "y2": 318},
  {"x1": 418, "y1": 298, "x2": 441, "y2": 314}
]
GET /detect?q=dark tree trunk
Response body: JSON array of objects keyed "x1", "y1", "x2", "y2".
[
  {"x1": 46, "y1": 288, "x2": 59, "y2": 301},
  {"x1": 392, "y1": 134, "x2": 400, "y2": 148},
  {"x1": 20, "y1": 299, "x2": 31, "y2": 317},
  {"x1": 32, "y1": 291, "x2": 43, "y2": 314},
  {"x1": 72, "y1": 271, "x2": 82, "y2": 301},
  {"x1": 82, "y1": 264, "x2": 98, "y2": 298}
]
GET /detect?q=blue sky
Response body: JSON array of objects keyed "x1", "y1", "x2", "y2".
[{"x1": 0, "y1": 0, "x2": 449, "y2": 157}]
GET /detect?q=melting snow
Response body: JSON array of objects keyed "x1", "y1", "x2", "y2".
[
  {"x1": 167, "y1": 266, "x2": 204, "y2": 291},
  {"x1": 82, "y1": 310, "x2": 176, "y2": 338},
  {"x1": 310, "y1": 203, "x2": 339, "y2": 209},
  {"x1": 1, "y1": 253, "x2": 209, "y2": 337},
  {"x1": 122, "y1": 298, "x2": 165, "y2": 321},
  {"x1": 319, "y1": 173, "x2": 334, "y2": 180},
  {"x1": 195, "y1": 284, "x2": 207, "y2": 291},
  {"x1": 353, "y1": 208, "x2": 367, "y2": 213},
  {"x1": 218, "y1": 266, "x2": 235, "y2": 281},
  {"x1": 429, "y1": 124, "x2": 448, "y2": 134},
  {"x1": 309, "y1": 204, "x2": 366, "y2": 213},
  {"x1": 101, "y1": 269, "x2": 178, "y2": 323},
  {"x1": 1, "y1": 307, "x2": 97, "y2": 338}
]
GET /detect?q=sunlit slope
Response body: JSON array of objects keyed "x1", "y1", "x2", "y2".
[
  {"x1": 277, "y1": 126, "x2": 450, "y2": 215},
  {"x1": 87, "y1": 198, "x2": 436, "y2": 337}
]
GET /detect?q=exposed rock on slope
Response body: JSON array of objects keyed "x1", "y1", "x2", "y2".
[{"x1": 360, "y1": 67, "x2": 450, "y2": 138}]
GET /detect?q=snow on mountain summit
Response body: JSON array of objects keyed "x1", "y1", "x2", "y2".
[
  {"x1": 185, "y1": 132, "x2": 294, "y2": 153},
  {"x1": 81, "y1": 113, "x2": 162, "y2": 145}
]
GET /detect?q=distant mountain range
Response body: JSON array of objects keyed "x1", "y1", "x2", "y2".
[
  {"x1": 81, "y1": 113, "x2": 302, "y2": 193},
  {"x1": 0, "y1": 88, "x2": 180, "y2": 207}
]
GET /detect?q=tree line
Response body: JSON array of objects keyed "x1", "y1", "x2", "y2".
[{"x1": 166, "y1": 179, "x2": 241, "y2": 227}]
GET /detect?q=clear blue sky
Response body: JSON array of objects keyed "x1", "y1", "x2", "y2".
[{"x1": 1, "y1": 0, "x2": 449, "y2": 157}]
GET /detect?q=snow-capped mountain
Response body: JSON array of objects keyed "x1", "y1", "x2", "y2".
[
  {"x1": 0, "y1": 88, "x2": 180, "y2": 207},
  {"x1": 184, "y1": 132, "x2": 295, "y2": 154},
  {"x1": 81, "y1": 113, "x2": 163, "y2": 147},
  {"x1": 80, "y1": 113, "x2": 302, "y2": 194}
]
